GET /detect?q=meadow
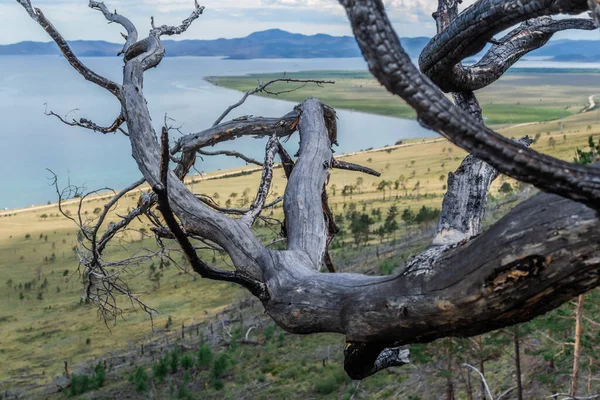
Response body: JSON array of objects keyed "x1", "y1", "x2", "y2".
[
  {"x1": 208, "y1": 69, "x2": 600, "y2": 125},
  {"x1": 1, "y1": 71, "x2": 600, "y2": 397}
]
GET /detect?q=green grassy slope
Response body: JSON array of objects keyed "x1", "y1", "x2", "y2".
[{"x1": 208, "y1": 70, "x2": 600, "y2": 125}]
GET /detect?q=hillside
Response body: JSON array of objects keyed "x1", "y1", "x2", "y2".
[
  {"x1": 4, "y1": 30, "x2": 600, "y2": 60},
  {"x1": 209, "y1": 70, "x2": 600, "y2": 125},
  {"x1": 528, "y1": 39, "x2": 600, "y2": 61},
  {"x1": 1, "y1": 105, "x2": 599, "y2": 398}
]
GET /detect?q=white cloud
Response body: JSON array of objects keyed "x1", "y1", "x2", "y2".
[{"x1": 0, "y1": 0, "x2": 598, "y2": 45}]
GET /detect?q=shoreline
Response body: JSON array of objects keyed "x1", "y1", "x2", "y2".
[{"x1": 0, "y1": 137, "x2": 442, "y2": 217}]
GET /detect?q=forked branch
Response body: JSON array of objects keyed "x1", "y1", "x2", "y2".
[
  {"x1": 46, "y1": 109, "x2": 127, "y2": 135},
  {"x1": 89, "y1": 0, "x2": 138, "y2": 55},
  {"x1": 150, "y1": 1, "x2": 204, "y2": 37},
  {"x1": 153, "y1": 128, "x2": 268, "y2": 299}
]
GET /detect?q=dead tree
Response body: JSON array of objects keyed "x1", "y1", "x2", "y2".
[{"x1": 18, "y1": 0, "x2": 600, "y2": 380}]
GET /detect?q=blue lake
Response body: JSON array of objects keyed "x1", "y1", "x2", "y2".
[
  {"x1": 0, "y1": 56, "x2": 434, "y2": 210},
  {"x1": 0, "y1": 55, "x2": 593, "y2": 209}
]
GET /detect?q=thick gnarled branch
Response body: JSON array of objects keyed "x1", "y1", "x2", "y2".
[
  {"x1": 283, "y1": 98, "x2": 333, "y2": 269},
  {"x1": 154, "y1": 128, "x2": 268, "y2": 299},
  {"x1": 339, "y1": 0, "x2": 600, "y2": 209},
  {"x1": 418, "y1": 0, "x2": 590, "y2": 92},
  {"x1": 173, "y1": 111, "x2": 300, "y2": 154},
  {"x1": 89, "y1": 0, "x2": 138, "y2": 55},
  {"x1": 424, "y1": 16, "x2": 596, "y2": 92}
]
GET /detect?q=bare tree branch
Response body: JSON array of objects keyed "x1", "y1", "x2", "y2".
[
  {"x1": 88, "y1": 0, "x2": 138, "y2": 55},
  {"x1": 419, "y1": 0, "x2": 591, "y2": 92},
  {"x1": 17, "y1": 0, "x2": 121, "y2": 97},
  {"x1": 332, "y1": 159, "x2": 381, "y2": 177},
  {"x1": 150, "y1": 1, "x2": 204, "y2": 37},
  {"x1": 153, "y1": 127, "x2": 268, "y2": 299},
  {"x1": 463, "y1": 363, "x2": 494, "y2": 400},
  {"x1": 423, "y1": 16, "x2": 596, "y2": 92},
  {"x1": 434, "y1": 136, "x2": 533, "y2": 245},
  {"x1": 173, "y1": 110, "x2": 300, "y2": 154},
  {"x1": 338, "y1": 0, "x2": 600, "y2": 209},
  {"x1": 213, "y1": 78, "x2": 334, "y2": 126},
  {"x1": 240, "y1": 134, "x2": 279, "y2": 227},
  {"x1": 198, "y1": 149, "x2": 263, "y2": 166},
  {"x1": 46, "y1": 108, "x2": 127, "y2": 135},
  {"x1": 283, "y1": 98, "x2": 333, "y2": 269}
]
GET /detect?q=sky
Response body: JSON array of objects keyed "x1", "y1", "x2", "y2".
[{"x1": 0, "y1": 0, "x2": 598, "y2": 44}]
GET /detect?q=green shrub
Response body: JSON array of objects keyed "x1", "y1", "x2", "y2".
[
  {"x1": 212, "y1": 379, "x2": 224, "y2": 390},
  {"x1": 130, "y1": 367, "x2": 148, "y2": 393},
  {"x1": 212, "y1": 353, "x2": 229, "y2": 378},
  {"x1": 68, "y1": 363, "x2": 105, "y2": 397},
  {"x1": 69, "y1": 374, "x2": 93, "y2": 396},
  {"x1": 94, "y1": 362, "x2": 105, "y2": 387},
  {"x1": 264, "y1": 324, "x2": 275, "y2": 341},
  {"x1": 170, "y1": 349, "x2": 180, "y2": 374},
  {"x1": 210, "y1": 352, "x2": 229, "y2": 389},
  {"x1": 314, "y1": 375, "x2": 338, "y2": 394},
  {"x1": 181, "y1": 352, "x2": 194, "y2": 370},
  {"x1": 197, "y1": 344, "x2": 213, "y2": 367},
  {"x1": 153, "y1": 355, "x2": 169, "y2": 383},
  {"x1": 379, "y1": 259, "x2": 396, "y2": 275},
  {"x1": 574, "y1": 135, "x2": 600, "y2": 165},
  {"x1": 177, "y1": 383, "x2": 192, "y2": 399}
]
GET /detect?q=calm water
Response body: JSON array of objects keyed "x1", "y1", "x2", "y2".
[
  {"x1": 0, "y1": 55, "x2": 595, "y2": 209},
  {"x1": 0, "y1": 56, "x2": 434, "y2": 210}
]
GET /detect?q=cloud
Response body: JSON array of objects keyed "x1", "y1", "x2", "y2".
[{"x1": 1, "y1": 0, "x2": 597, "y2": 45}]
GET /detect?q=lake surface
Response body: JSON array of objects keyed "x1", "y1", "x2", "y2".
[
  {"x1": 0, "y1": 55, "x2": 597, "y2": 209},
  {"x1": 0, "y1": 56, "x2": 435, "y2": 210}
]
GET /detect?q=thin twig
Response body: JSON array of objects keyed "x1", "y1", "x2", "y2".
[
  {"x1": 462, "y1": 363, "x2": 494, "y2": 400},
  {"x1": 198, "y1": 149, "x2": 263, "y2": 166},
  {"x1": 241, "y1": 134, "x2": 279, "y2": 226},
  {"x1": 213, "y1": 78, "x2": 334, "y2": 126},
  {"x1": 332, "y1": 159, "x2": 381, "y2": 177}
]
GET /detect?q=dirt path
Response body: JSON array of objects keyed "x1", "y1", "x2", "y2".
[{"x1": 586, "y1": 94, "x2": 598, "y2": 112}]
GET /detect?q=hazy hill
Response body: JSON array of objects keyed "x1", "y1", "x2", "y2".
[
  {"x1": 0, "y1": 29, "x2": 428, "y2": 59},
  {"x1": 528, "y1": 39, "x2": 600, "y2": 61},
  {"x1": 3, "y1": 30, "x2": 599, "y2": 61}
]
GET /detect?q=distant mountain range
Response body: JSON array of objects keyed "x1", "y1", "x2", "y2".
[
  {"x1": 0, "y1": 30, "x2": 598, "y2": 61},
  {"x1": 526, "y1": 39, "x2": 600, "y2": 62},
  {"x1": 0, "y1": 29, "x2": 428, "y2": 59}
]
